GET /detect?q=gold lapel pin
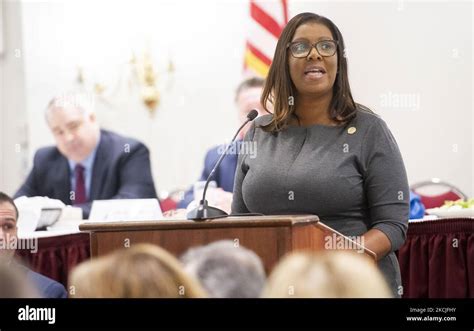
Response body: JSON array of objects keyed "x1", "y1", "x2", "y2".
[{"x1": 347, "y1": 127, "x2": 357, "y2": 135}]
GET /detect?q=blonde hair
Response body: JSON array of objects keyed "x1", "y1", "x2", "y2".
[
  {"x1": 263, "y1": 251, "x2": 392, "y2": 298},
  {"x1": 69, "y1": 244, "x2": 207, "y2": 298}
]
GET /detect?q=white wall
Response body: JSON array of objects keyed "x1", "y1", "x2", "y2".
[
  {"x1": 7, "y1": 0, "x2": 474, "y2": 197},
  {"x1": 0, "y1": 0, "x2": 28, "y2": 196}
]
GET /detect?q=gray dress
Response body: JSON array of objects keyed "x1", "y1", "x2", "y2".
[{"x1": 231, "y1": 107, "x2": 409, "y2": 297}]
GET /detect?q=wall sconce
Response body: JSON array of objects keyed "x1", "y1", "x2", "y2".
[
  {"x1": 76, "y1": 49, "x2": 174, "y2": 116},
  {"x1": 132, "y1": 51, "x2": 159, "y2": 114}
]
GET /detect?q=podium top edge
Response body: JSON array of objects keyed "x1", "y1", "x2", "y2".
[{"x1": 79, "y1": 214, "x2": 320, "y2": 232}]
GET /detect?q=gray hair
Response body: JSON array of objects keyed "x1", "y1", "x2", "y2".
[
  {"x1": 180, "y1": 240, "x2": 266, "y2": 298},
  {"x1": 45, "y1": 92, "x2": 95, "y2": 122}
]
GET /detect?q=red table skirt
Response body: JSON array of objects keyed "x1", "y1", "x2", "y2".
[
  {"x1": 398, "y1": 218, "x2": 474, "y2": 298},
  {"x1": 15, "y1": 232, "x2": 90, "y2": 288}
]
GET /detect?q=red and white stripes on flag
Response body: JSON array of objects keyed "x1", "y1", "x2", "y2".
[{"x1": 244, "y1": 0, "x2": 289, "y2": 77}]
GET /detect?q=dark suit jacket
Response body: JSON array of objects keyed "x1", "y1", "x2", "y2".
[
  {"x1": 178, "y1": 143, "x2": 238, "y2": 208},
  {"x1": 15, "y1": 129, "x2": 157, "y2": 218}
]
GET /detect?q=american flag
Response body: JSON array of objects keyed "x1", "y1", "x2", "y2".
[{"x1": 244, "y1": 0, "x2": 289, "y2": 77}]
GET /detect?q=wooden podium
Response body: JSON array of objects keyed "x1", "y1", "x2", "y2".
[{"x1": 79, "y1": 215, "x2": 375, "y2": 273}]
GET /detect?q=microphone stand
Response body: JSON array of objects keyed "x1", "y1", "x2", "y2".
[{"x1": 187, "y1": 110, "x2": 258, "y2": 221}]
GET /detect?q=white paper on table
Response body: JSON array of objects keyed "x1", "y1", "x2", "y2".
[
  {"x1": 46, "y1": 206, "x2": 84, "y2": 233},
  {"x1": 88, "y1": 199, "x2": 163, "y2": 222}
]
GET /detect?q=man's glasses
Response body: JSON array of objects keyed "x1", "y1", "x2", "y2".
[{"x1": 287, "y1": 40, "x2": 338, "y2": 58}]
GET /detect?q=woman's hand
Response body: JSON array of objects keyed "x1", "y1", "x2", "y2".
[{"x1": 362, "y1": 229, "x2": 392, "y2": 261}]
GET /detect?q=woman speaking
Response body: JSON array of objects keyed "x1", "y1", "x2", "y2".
[{"x1": 232, "y1": 12, "x2": 409, "y2": 297}]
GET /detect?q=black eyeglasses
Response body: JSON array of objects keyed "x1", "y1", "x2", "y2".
[{"x1": 287, "y1": 40, "x2": 338, "y2": 58}]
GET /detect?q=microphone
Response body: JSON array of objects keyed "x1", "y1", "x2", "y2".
[{"x1": 187, "y1": 109, "x2": 259, "y2": 221}]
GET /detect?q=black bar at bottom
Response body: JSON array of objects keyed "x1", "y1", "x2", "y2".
[{"x1": 0, "y1": 298, "x2": 472, "y2": 330}]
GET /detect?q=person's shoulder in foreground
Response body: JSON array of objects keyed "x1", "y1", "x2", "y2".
[{"x1": 26, "y1": 268, "x2": 67, "y2": 298}]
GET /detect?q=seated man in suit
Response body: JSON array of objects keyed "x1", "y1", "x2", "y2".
[
  {"x1": 15, "y1": 93, "x2": 157, "y2": 219},
  {"x1": 0, "y1": 192, "x2": 67, "y2": 298},
  {"x1": 178, "y1": 78, "x2": 266, "y2": 211}
]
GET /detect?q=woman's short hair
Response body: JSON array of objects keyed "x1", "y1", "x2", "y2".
[
  {"x1": 69, "y1": 244, "x2": 207, "y2": 298},
  {"x1": 260, "y1": 12, "x2": 357, "y2": 132},
  {"x1": 263, "y1": 251, "x2": 392, "y2": 298}
]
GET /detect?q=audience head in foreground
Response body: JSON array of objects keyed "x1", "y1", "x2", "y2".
[
  {"x1": 69, "y1": 244, "x2": 206, "y2": 298},
  {"x1": 263, "y1": 251, "x2": 392, "y2": 298},
  {"x1": 180, "y1": 240, "x2": 266, "y2": 298}
]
